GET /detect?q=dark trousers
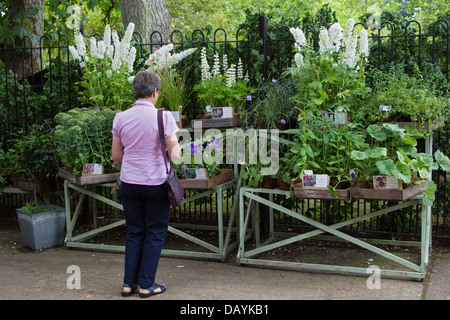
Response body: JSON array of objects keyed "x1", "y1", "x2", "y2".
[{"x1": 120, "y1": 181, "x2": 170, "y2": 288}]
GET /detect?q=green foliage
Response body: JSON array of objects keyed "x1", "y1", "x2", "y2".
[
  {"x1": 249, "y1": 76, "x2": 297, "y2": 129},
  {"x1": 54, "y1": 108, "x2": 119, "y2": 176},
  {"x1": 357, "y1": 66, "x2": 448, "y2": 125},
  {"x1": 8, "y1": 122, "x2": 58, "y2": 180}
]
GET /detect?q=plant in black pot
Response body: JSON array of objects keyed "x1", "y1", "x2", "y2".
[{"x1": 10, "y1": 122, "x2": 66, "y2": 251}]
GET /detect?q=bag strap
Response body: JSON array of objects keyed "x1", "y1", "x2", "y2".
[{"x1": 157, "y1": 109, "x2": 169, "y2": 175}]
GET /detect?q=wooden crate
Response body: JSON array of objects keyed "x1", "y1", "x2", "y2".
[
  {"x1": 293, "y1": 184, "x2": 350, "y2": 201},
  {"x1": 350, "y1": 180, "x2": 429, "y2": 201},
  {"x1": 191, "y1": 117, "x2": 242, "y2": 129},
  {"x1": 58, "y1": 167, "x2": 119, "y2": 186},
  {"x1": 180, "y1": 169, "x2": 234, "y2": 189},
  {"x1": 17, "y1": 178, "x2": 60, "y2": 193}
]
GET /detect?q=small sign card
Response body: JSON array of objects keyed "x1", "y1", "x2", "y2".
[
  {"x1": 212, "y1": 107, "x2": 233, "y2": 119},
  {"x1": 302, "y1": 174, "x2": 330, "y2": 189},
  {"x1": 373, "y1": 175, "x2": 402, "y2": 189},
  {"x1": 185, "y1": 168, "x2": 208, "y2": 180},
  {"x1": 82, "y1": 164, "x2": 104, "y2": 176}
]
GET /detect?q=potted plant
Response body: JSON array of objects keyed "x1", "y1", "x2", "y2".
[
  {"x1": 288, "y1": 19, "x2": 371, "y2": 120},
  {"x1": 9, "y1": 122, "x2": 59, "y2": 195},
  {"x1": 172, "y1": 134, "x2": 234, "y2": 189},
  {"x1": 9, "y1": 122, "x2": 66, "y2": 251},
  {"x1": 358, "y1": 66, "x2": 447, "y2": 131},
  {"x1": 251, "y1": 77, "x2": 297, "y2": 130},
  {"x1": 192, "y1": 47, "x2": 251, "y2": 128},
  {"x1": 69, "y1": 23, "x2": 136, "y2": 111},
  {"x1": 349, "y1": 123, "x2": 450, "y2": 204},
  {"x1": 54, "y1": 107, "x2": 119, "y2": 185}
]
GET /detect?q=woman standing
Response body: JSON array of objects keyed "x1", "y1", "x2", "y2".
[{"x1": 112, "y1": 70, "x2": 181, "y2": 298}]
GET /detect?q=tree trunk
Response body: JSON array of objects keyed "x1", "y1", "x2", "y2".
[
  {"x1": 4, "y1": 0, "x2": 44, "y2": 80},
  {"x1": 120, "y1": 0, "x2": 171, "y2": 46}
]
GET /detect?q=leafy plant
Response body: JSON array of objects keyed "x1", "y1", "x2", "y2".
[
  {"x1": 54, "y1": 108, "x2": 119, "y2": 177},
  {"x1": 250, "y1": 76, "x2": 297, "y2": 129},
  {"x1": 69, "y1": 23, "x2": 136, "y2": 110},
  {"x1": 287, "y1": 19, "x2": 371, "y2": 116},
  {"x1": 358, "y1": 66, "x2": 448, "y2": 126},
  {"x1": 194, "y1": 47, "x2": 251, "y2": 111}
]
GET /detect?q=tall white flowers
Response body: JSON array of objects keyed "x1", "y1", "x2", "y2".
[
  {"x1": 147, "y1": 43, "x2": 196, "y2": 71},
  {"x1": 199, "y1": 47, "x2": 247, "y2": 87},
  {"x1": 290, "y1": 18, "x2": 371, "y2": 70},
  {"x1": 69, "y1": 22, "x2": 137, "y2": 75}
]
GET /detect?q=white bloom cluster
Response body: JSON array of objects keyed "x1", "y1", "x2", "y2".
[
  {"x1": 147, "y1": 43, "x2": 196, "y2": 71},
  {"x1": 290, "y1": 18, "x2": 371, "y2": 70},
  {"x1": 199, "y1": 47, "x2": 247, "y2": 87},
  {"x1": 69, "y1": 23, "x2": 137, "y2": 74}
]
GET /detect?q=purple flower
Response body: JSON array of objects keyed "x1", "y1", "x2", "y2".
[
  {"x1": 280, "y1": 119, "x2": 286, "y2": 124},
  {"x1": 272, "y1": 79, "x2": 277, "y2": 83},
  {"x1": 246, "y1": 95, "x2": 252, "y2": 101}
]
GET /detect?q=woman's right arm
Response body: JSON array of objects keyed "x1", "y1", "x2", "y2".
[{"x1": 165, "y1": 133, "x2": 181, "y2": 162}]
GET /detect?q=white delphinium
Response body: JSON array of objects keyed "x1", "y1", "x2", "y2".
[
  {"x1": 237, "y1": 58, "x2": 244, "y2": 79},
  {"x1": 222, "y1": 54, "x2": 228, "y2": 75},
  {"x1": 96, "y1": 40, "x2": 106, "y2": 59},
  {"x1": 290, "y1": 27, "x2": 307, "y2": 50},
  {"x1": 328, "y1": 22, "x2": 343, "y2": 53},
  {"x1": 74, "y1": 33, "x2": 87, "y2": 59},
  {"x1": 103, "y1": 25, "x2": 111, "y2": 49},
  {"x1": 147, "y1": 44, "x2": 195, "y2": 71},
  {"x1": 69, "y1": 45, "x2": 80, "y2": 62},
  {"x1": 89, "y1": 37, "x2": 98, "y2": 59},
  {"x1": 212, "y1": 53, "x2": 221, "y2": 77},
  {"x1": 200, "y1": 47, "x2": 211, "y2": 82},
  {"x1": 225, "y1": 63, "x2": 236, "y2": 87},
  {"x1": 318, "y1": 27, "x2": 332, "y2": 54},
  {"x1": 127, "y1": 47, "x2": 136, "y2": 73},
  {"x1": 359, "y1": 29, "x2": 369, "y2": 59},
  {"x1": 294, "y1": 52, "x2": 304, "y2": 68},
  {"x1": 342, "y1": 34, "x2": 358, "y2": 68}
]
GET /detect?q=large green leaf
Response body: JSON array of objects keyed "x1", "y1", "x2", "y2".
[
  {"x1": 376, "y1": 159, "x2": 398, "y2": 176},
  {"x1": 367, "y1": 124, "x2": 387, "y2": 141},
  {"x1": 434, "y1": 150, "x2": 450, "y2": 171}
]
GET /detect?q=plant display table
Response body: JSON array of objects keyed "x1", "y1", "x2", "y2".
[
  {"x1": 237, "y1": 187, "x2": 431, "y2": 280},
  {"x1": 63, "y1": 176, "x2": 241, "y2": 261}
]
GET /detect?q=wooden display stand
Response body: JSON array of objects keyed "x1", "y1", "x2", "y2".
[
  {"x1": 180, "y1": 169, "x2": 234, "y2": 190},
  {"x1": 58, "y1": 166, "x2": 118, "y2": 186}
]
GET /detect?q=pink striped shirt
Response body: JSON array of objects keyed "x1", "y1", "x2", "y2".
[{"x1": 112, "y1": 100, "x2": 178, "y2": 186}]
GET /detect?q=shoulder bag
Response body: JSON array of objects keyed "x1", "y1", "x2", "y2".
[{"x1": 157, "y1": 109, "x2": 184, "y2": 207}]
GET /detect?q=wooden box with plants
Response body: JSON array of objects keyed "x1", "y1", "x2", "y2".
[
  {"x1": 174, "y1": 135, "x2": 234, "y2": 189},
  {"x1": 192, "y1": 47, "x2": 250, "y2": 128},
  {"x1": 54, "y1": 108, "x2": 120, "y2": 186},
  {"x1": 348, "y1": 124, "x2": 450, "y2": 204}
]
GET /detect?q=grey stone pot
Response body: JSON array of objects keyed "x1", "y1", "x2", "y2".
[{"x1": 16, "y1": 205, "x2": 66, "y2": 251}]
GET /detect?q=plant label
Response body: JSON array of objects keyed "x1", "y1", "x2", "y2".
[
  {"x1": 185, "y1": 168, "x2": 208, "y2": 180},
  {"x1": 82, "y1": 164, "x2": 104, "y2": 176},
  {"x1": 373, "y1": 175, "x2": 402, "y2": 189},
  {"x1": 212, "y1": 107, "x2": 233, "y2": 119}
]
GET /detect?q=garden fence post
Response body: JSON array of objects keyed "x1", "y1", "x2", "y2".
[{"x1": 259, "y1": 15, "x2": 268, "y2": 81}]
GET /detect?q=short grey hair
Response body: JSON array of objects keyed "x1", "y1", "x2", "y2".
[{"x1": 132, "y1": 70, "x2": 161, "y2": 99}]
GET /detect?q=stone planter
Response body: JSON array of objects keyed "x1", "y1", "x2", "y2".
[{"x1": 16, "y1": 205, "x2": 66, "y2": 251}]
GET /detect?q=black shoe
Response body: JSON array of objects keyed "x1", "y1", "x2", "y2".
[
  {"x1": 139, "y1": 283, "x2": 166, "y2": 298},
  {"x1": 121, "y1": 284, "x2": 139, "y2": 297}
]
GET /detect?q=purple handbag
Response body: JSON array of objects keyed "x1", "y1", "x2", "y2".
[{"x1": 157, "y1": 109, "x2": 184, "y2": 207}]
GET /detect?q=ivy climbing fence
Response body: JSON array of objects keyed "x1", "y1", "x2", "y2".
[{"x1": 1, "y1": 16, "x2": 449, "y2": 239}]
